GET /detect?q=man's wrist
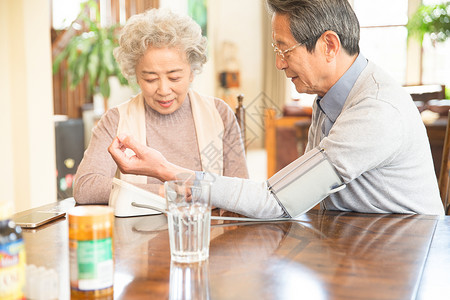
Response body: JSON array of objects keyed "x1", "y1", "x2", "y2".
[
  {"x1": 158, "y1": 162, "x2": 176, "y2": 181},
  {"x1": 160, "y1": 162, "x2": 195, "y2": 182}
]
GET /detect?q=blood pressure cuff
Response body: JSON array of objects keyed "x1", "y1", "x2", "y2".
[{"x1": 267, "y1": 147, "x2": 346, "y2": 219}]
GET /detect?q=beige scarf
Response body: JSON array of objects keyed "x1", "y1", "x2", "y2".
[{"x1": 116, "y1": 89, "x2": 224, "y2": 184}]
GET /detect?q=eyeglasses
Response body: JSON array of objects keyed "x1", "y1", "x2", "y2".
[
  {"x1": 272, "y1": 35, "x2": 320, "y2": 60},
  {"x1": 271, "y1": 42, "x2": 302, "y2": 60}
]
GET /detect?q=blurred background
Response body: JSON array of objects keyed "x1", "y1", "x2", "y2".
[{"x1": 1, "y1": 0, "x2": 449, "y2": 212}]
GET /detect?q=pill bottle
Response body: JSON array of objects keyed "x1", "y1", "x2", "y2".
[
  {"x1": 69, "y1": 206, "x2": 114, "y2": 299},
  {"x1": 0, "y1": 201, "x2": 26, "y2": 300}
]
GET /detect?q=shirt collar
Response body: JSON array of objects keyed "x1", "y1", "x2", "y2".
[{"x1": 317, "y1": 53, "x2": 368, "y2": 122}]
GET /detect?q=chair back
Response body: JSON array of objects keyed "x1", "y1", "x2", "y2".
[
  {"x1": 235, "y1": 94, "x2": 246, "y2": 151},
  {"x1": 264, "y1": 108, "x2": 311, "y2": 177},
  {"x1": 438, "y1": 109, "x2": 450, "y2": 215},
  {"x1": 404, "y1": 84, "x2": 446, "y2": 102}
]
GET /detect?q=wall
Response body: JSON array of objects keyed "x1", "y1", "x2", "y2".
[
  {"x1": 0, "y1": 0, "x2": 57, "y2": 213},
  {"x1": 160, "y1": 0, "x2": 266, "y2": 149},
  {"x1": 405, "y1": 0, "x2": 423, "y2": 85},
  {"x1": 209, "y1": 0, "x2": 266, "y2": 149},
  {"x1": 0, "y1": 0, "x2": 14, "y2": 211}
]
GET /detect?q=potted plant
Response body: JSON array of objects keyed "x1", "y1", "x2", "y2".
[
  {"x1": 407, "y1": 2, "x2": 450, "y2": 101},
  {"x1": 407, "y1": 2, "x2": 450, "y2": 45},
  {"x1": 52, "y1": 0, "x2": 128, "y2": 111}
]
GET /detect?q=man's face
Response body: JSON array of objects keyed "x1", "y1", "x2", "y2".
[{"x1": 271, "y1": 13, "x2": 328, "y2": 96}]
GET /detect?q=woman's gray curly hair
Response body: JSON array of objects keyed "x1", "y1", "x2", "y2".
[{"x1": 114, "y1": 8, "x2": 208, "y2": 82}]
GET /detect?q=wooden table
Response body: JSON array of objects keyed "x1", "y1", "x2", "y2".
[{"x1": 14, "y1": 199, "x2": 449, "y2": 299}]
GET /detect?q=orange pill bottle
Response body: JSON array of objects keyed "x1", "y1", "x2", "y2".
[{"x1": 69, "y1": 206, "x2": 114, "y2": 299}]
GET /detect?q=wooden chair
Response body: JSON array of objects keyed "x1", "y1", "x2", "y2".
[
  {"x1": 264, "y1": 107, "x2": 311, "y2": 177},
  {"x1": 438, "y1": 109, "x2": 450, "y2": 215},
  {"x1": 235, "y1": 94, "x2": 246, "y2": 151},
  {"x1": 404, "y1": 84, "x2": 446, "y2": 102}
]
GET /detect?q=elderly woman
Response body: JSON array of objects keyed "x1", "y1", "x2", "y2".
[{"x1": 74, "y1": 8, "x2": 248, "y2": 204}]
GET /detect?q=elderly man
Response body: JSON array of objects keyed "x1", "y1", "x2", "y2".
[{"x1": 108, "y1": 0, "x2": 444, "y2": 217}]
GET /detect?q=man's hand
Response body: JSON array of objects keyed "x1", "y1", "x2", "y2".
[{"x1": 108, "y1": 134, "x2": 194, "y2": 182}]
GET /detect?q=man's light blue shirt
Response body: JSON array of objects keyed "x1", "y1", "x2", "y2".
[{"x1": 317, "y1": 53, "x2": 368, "y2": 136}]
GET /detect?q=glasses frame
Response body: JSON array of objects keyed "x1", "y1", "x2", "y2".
[
  {"x1": 271, "y1": 42, "x2": 302, "y2": 60},
  {"x1": 272, "y1": 34, "x2": 322, "y2": 60}
]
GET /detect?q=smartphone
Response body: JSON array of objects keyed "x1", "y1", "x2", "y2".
[{"x1": 13, "y1": 211, "x2": 66, "y2": 228}]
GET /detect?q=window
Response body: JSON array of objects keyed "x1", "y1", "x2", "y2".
[
  {"x1": 421, "y1": 0, "x2": 450, "y2": 88},
  {"x1": 291, "y1": 0, "x2": 410, "y2": 102},
  {"x1": 52, "y1": 0, "x2": 84, "y2": 29},
  {"x1": 353, "y1": 0, "x2": 409, "y2": 84}
]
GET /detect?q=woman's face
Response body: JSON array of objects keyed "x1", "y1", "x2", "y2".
[{"x1": 135, "y1": 46, "x2": 193, "y2": 114}]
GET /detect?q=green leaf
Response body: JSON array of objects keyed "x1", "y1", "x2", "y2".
[
  {"x1": 103, "y1": 40, "x2": 115, "y2": 74},
  {"x1": 87, "y1": 42, "x2": 100, "y2": 90},
  {"x1": 53, "y1": 48, "x2": 68, "y2": 74},
  {"x1": 407, "y1": 2, "x2": 450, "y2": 44}
]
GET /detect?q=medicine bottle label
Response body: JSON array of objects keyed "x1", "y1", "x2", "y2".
[
  {"x1": 70, "y1": 238, "x2": 113, "y2": 291},
  {"x1": 0, "y1": 240, "x2": 25, "y2": 299}
]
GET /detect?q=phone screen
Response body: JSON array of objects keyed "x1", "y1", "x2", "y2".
[{"x1": 14, "y1": 211, "x2": 66, "y2": 228}]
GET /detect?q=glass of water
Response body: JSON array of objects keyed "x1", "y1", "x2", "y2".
[{"x1": 164, "y1": 179, "x2": 212, "y2": 263}]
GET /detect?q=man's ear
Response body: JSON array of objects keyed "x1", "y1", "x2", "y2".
[{"x1": 321, "y1": 31, "x2": 341, "y2": 61}]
